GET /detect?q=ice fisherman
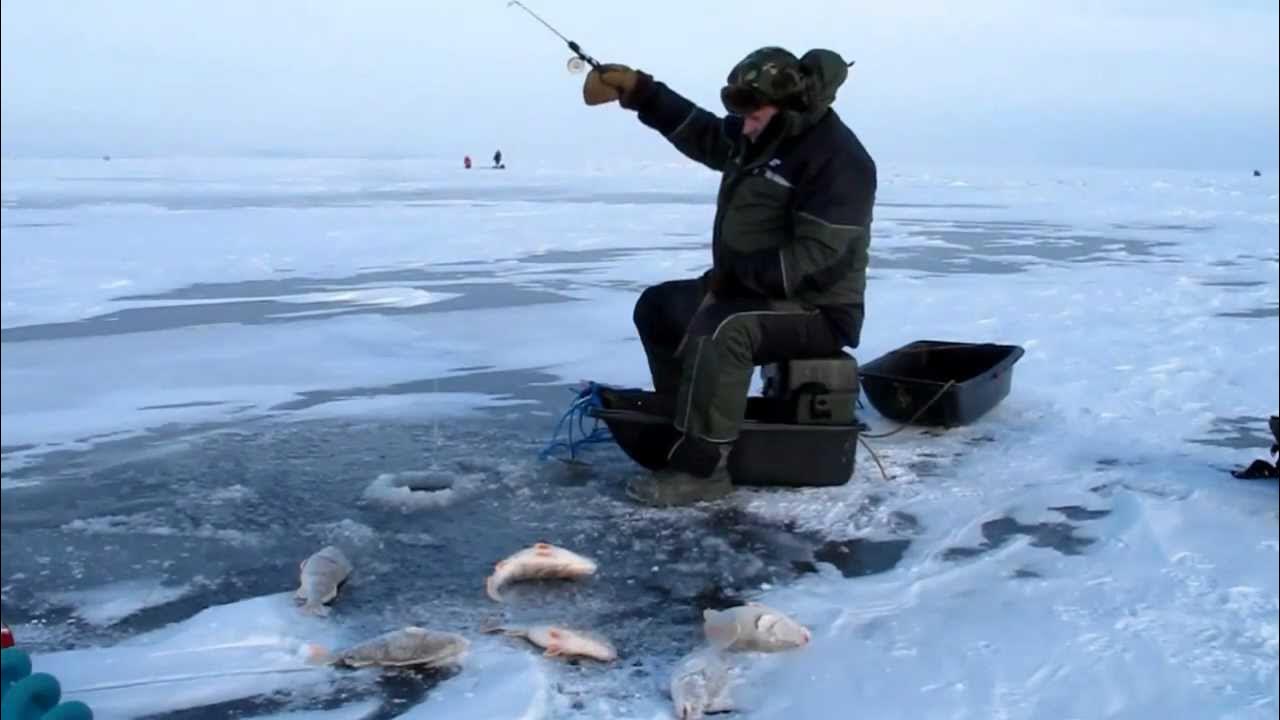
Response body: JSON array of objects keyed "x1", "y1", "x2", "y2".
[
  {"x1": 583, "y1": 47, "x2": 877, "y2": 506},
  {"x1": 493, "y1": 149, "x2": 504, "y2": 168}
]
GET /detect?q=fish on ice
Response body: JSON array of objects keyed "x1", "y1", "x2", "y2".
[
  {"x1": 484, "y1": 623, "x2": 617, "y2": 662},
  {"x1": 308, "y1": 626, "x2": 469, "y2": 668},
  {"x1": 295, "y1": 545, "x2": 353, "y2": 616},
  {"x1": 485, "y1": 542, "x2": 597, "y2": 602},
  {"x1": 669, "y1": 647, "x2": 735, "y2": 720},
  {"x1": 702, "y1": 602, "x2": 810, "y2": 653}
]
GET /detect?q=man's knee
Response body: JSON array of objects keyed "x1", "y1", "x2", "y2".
[
  {"x1": 633, "y1": 284, "x2": 664, "y2": 337},
  {"x1": 707, "y1": 314, "x2": 759, "y2": 366}
]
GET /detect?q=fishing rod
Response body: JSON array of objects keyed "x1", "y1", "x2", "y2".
[{"x1": 506, "y1": 0, "x2": 601, "y2": 73}]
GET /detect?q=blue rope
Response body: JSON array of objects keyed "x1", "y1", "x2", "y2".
[{"x1": 538, "y1": 382, "x2": 614, "y2": 463}]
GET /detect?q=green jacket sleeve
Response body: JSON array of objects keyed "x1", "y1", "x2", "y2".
[
  {"x1": 623, "y1": 73, "x2": 738, "y2": 172},
  {"x1": 726, "y1": 158, "x2": 868, "y2": 298}
]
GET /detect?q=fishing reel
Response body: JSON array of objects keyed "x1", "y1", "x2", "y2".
[{"x1": 508, "y1": 1, "x2": 599, "y2": 74}]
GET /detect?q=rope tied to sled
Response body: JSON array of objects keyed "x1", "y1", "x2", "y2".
[
  {"x1": 538, "y1": 382, "x2": 614, "y2": 463},
  {"x1": 855, "y1": 379, "x2": 956, "y2": 483},
  {"x1": 859, "y1": 380, "x2": 956, "y2": 440}
]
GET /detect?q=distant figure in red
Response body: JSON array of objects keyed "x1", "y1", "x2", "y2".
[{"x1": 464, "y1": 155, "x2": 472, "y2": 169}]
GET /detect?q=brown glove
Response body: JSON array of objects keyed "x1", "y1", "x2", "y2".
[{"x1": 583, "y1": 63, "x2": 639, "y2": 106}]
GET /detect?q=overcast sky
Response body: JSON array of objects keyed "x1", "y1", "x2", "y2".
[{"x1": 2, "y1": 0, "x2": 1277, "y2": 170}]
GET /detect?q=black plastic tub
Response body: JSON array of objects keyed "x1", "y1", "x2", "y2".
[
  {"x1": 588, "y1": 388, "x2": 859, "y2": 487},
  {"x1": 859, "y1": 340, "x2": 1025, "y2": 427}
]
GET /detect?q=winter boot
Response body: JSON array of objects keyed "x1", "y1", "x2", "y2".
[{"x1": 625, "y1": 436, "x2": 733, "y2": 507}]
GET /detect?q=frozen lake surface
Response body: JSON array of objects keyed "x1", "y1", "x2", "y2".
[{"x1": 2, "y1": 157, "x2": 1277, "y2": 719}]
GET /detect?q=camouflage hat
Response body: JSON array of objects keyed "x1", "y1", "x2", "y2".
[{"x1": 721, "y1": 47, "x2": 806, "y2": 114}]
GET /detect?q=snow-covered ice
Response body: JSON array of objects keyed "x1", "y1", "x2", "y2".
[{"x1": 2, "y1": 157, "x2": 1276, "y2": 718}]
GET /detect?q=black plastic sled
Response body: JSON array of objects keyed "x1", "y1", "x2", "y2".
[
  {"x1": 588, "y1": 353, "x2": 864, "y2": 488},
  {"x1": 859, "y1": 340, "x2": 1025, "y2": 427}
]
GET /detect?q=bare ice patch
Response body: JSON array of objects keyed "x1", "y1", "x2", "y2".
[
  {"x1": 50, "y1": 577, "x2": 200, "y2": 627},
  {"x1": 35, "y1": 593, "x2": 346, "y2": 719}
]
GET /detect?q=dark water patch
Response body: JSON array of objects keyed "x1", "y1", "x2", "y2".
[
  {"x1": 139, "y1": 400, "x2": 229, "y2": 411},
  {"x1": 1215, "y1": 303, "x2": 1279, "y2": 319},
  {"x1": 136, "y1": 666, "x2": 448, "y2": 720},
  {"x1": 1012, "y1": 569, "x2": 1042, "y2": 579},
  {"x1": 2, "y1": 373, "x2": 922, "y2": 716},
  {"x1": 0, "y1": 221, "x2": 72, "y2": 229},
  {"x1": 1093, "y1": 457, "x2": 1145, "y2": 470},
  {"x1": 518, "y1": 244, "x2": 698, "y2": 266},
  {"x1": 985, "y1": 517, "x2": 1096, "y2": 555},
  {"x1": 1, "y1": 186, "x2": 721, "y2": 212},
  {"x1": 1, "y1": 284, "x2": 575, "y2": 343},
  {"x1": 268, "y1": 366, "x2": 564, "y2": 413},
  {"x1": 0, "y1": 421, "x2": 267, "y2": 491},
  {"x1": 906, "y1": 457, "x2": 948, "y2": 477},
  {"x1": 0, "y1": 190, "x2": 1025, "y2": 213},
  {"x1": 1111, "y1": 222, "x2": 1213, "y2": 234},
  {"x1": 97, "y1": 238, "x2": 682, "y2": 305},
  {"x1": 940, "y1": 546, "x2": 984, "y2": 561},
  {"x1": 810, "y1": 538, "x2": 911, "y2": 578},
  {"x1": 878, "y1": 219, "x2": 1181, "y2": 275},
  {"x1": 878, "y1": 202, "x2": 1009, "y2": 210},
  {"x1": 2, "y1": 409, "x2": 913, "y2": 635},
  {"x1": 55, "y1": 176, "x2": 177, "y2": 183},
  {"x1": 1090, "y1": 482, "x2": 1116, "y2": 495},
  {"x1": 1189, "y1": 415, "x2": 1275, "y2": 450},
  {"x1": 890, "y1": 217, "x2": 1066, "y2": 231},
  {"x1": 113, "y1": 268, "x2": 492, "y2": 303},
  {"x1": 1240, "y1": 253, "x2": 1280, "y2": 264},
  {"x1": 942, "y1": 516, "x2": 1097, "y2": 561},
  {"x1": 2, "y1": 443, "x2": 38, "y2": 455},
  {"x1": 1049, "y1": 505, "x2": 1110, "y2": 521},
  {"x1": 888, "y1": 511, "x2": 921, "y2": 535},
  {"x1": 1199, "y1": 280, "x2": 1266, "y2": 288}
]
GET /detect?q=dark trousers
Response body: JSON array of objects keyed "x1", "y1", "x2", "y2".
[{"x1": 632, "y1": 277, "x2": 845, "y2": 475}]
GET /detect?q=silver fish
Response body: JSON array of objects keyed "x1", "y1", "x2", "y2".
[
  {"x1": 485, "y1": 542, "x2": 597, "y2": 602},
  {"x1": 484, "y1": 623, "x2": 617, "y2": 662},
  {"x1": 669, "y1": 647, "x2": 735, "y2": 720},
  {"x1": 296, "y1": 545, "x2": 353, "y2": 616},
  {"x1": 322, "y1": 626, "x2": 469, "y2": 668},
  {"x1": 702, "y1": 602, "x2": 811, "y2": 653}
]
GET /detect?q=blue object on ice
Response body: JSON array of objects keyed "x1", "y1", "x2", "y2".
[
  {"x1": 1, "y1": 649, "x2": 94, "y2": 720},
  {"x1": 1, "y1": 647, "x2": 33, "y2": 698},
  {"x1": 539, "y1": 382, "x2": 614, "y2": 463}
]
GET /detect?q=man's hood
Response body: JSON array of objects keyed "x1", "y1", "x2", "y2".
[
  {"x1": 762, "y1": 48, "x2": 851, "y2": 137},
  {"x1": 797, "y1": 49, "x2": 851, "y2": 118}
]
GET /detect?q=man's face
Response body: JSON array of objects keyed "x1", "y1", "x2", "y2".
[{"x1": 742, "y1": 105, "x2": 779, "y2": 142}]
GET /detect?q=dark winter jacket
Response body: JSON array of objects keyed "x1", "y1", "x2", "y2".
[{"x1": 622, "y1": 67, "x2": 877, "y2": 347}]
